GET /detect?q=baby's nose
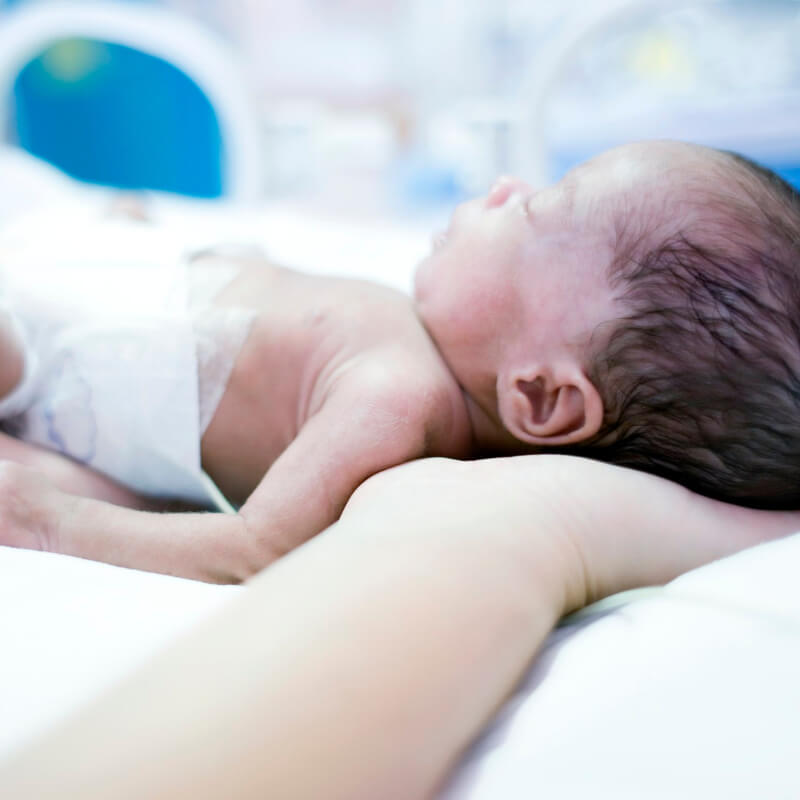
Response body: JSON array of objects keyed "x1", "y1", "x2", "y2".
[{"x1": 485, "y1": 176, "x2": 531, "y2": 208}]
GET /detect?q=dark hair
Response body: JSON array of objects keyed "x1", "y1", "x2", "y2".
[{"x1": 580, "y1": 150, "x2": 800, "y2": 509}]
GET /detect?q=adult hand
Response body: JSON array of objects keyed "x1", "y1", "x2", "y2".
[{"x1": 345, "y1": 454, "x2": 800, "y2": 612}]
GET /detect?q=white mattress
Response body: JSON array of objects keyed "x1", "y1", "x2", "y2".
[
  {"x1": 0, "y1": 546, "x2": 238, "y2": 757},
  {"x1": 441, "y1": 531, "x2": 800, "y2": 799}
]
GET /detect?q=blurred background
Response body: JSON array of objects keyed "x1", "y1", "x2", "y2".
[{"x1": 1, "y1": 0, "x2": 800, "y2": 221}]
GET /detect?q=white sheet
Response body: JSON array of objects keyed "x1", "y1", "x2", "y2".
[
  {"x1": 0, "y1": 546, "x2": 238, "y2": 757},
  {"x1": 441, "y1": 532, "x2": 800, "y2": 800}
]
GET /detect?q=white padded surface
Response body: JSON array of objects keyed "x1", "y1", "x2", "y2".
[
  {"x1": 441, "y1": 532, "x2": 800, "y2": 800},
  {"x1": 0, "y1": 546, "x2": 238, "y2": 758}
]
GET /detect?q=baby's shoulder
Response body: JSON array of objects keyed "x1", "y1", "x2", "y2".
[{"x1": 335, "y1": 340, "x2": 473, "y2": 459}]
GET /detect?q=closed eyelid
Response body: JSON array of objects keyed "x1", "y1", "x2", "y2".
[
  {"x1": 521, "y1": 194, "x2": 536, "y2": 221},
  {"x1": 558, "y1": 176, "x2": 579, "y2": 209},
  {"x1": 520, "y1": 199, "x2": 531, "y2": 224}
]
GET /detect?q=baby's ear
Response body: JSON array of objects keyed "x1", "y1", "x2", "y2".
[{"x1": 497, "y1": 364, "x2": 603, "y2": 446}]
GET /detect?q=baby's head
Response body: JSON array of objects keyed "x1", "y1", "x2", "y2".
[{"x1": 414, "y1": 140, "x2": 800, "y2": 508}]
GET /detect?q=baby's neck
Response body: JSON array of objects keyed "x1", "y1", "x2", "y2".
[{"x1": 462, "y1": 392, "x2": 529, "y2": 456}]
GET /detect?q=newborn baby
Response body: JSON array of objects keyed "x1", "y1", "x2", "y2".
[
  {"x1": 1, "y1": 140, "x2": 798, "y2": 582},
  {"x1": 0, "y1": 228, "x2": 471, "y2": 581}
]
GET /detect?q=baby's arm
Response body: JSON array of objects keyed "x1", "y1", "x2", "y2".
[
  {"x1": 0, "y1": 464, "x2": 254, "y2": 581},
  {"x1": 238, "y1": 375, "x2": 439, "y2": 563},
  {"x1": 0, "y1": 374, "x2": 439, "y2": 582},
  {"x1": 0, "y1": 432, "x2": 155, "y2": 510}
]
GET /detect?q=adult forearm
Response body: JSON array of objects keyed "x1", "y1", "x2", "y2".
[
  {"x1": 0, "y1": 467, "x2": 572, "y2": 799},
  {"x1": 3, "y1": 456, "x2": 796, "y2": 799}
]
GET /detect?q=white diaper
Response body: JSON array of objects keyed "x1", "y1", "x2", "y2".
[
  {"x1": 186, "y1": 259, "x2": 256, "y2": 435},
  {"x1": 0, "y1": 215, "x2": 255, "y2": 507}
]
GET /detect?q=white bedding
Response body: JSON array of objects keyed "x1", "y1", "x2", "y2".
[
  {"x1": 1, "y1": 150, "x2": 799, "y2": 795},
  {"x1": 442, "y1": 532, "x2": 800, "y2": 799},
  {"x1": 0, "y1": 547, "x2": 238, "y2": 757}
]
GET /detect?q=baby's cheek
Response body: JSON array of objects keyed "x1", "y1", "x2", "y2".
[
  {"x1": 416, "y1": 254, "x2": 500, "y2": 359},
  {"x1": 424, "y1": 307, "x2": 472, "y2": 363},
  {"x1": 412, "y1": 253, "x2": 437, "y2": 303}
]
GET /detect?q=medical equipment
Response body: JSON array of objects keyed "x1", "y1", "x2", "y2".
[
  {"x1": 514, "y1": 0, "x2": 800, "y2": 186},
  {"x1": 0, "y1": 2, "x2": 262, "y2": 199}
]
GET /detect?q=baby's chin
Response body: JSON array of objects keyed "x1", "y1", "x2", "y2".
[
  {"x1": 411, "y1": 255, "x2": 432, "y2": 304},
  {"x1": 412, "y1": 227, "x2": 451, "y2": 300}
]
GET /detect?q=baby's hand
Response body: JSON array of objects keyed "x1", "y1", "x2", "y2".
[{"x1": 0, "y1": 462, "x2": 71, "y2": 553}]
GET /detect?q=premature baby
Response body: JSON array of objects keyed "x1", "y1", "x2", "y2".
[{"x1": 0, "y1": 140, "x2": 798, "y2": 582}]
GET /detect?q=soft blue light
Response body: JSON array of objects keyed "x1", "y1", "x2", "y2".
[{"x1": 10, "y1": 37, "x2": 224, "y2": 197}]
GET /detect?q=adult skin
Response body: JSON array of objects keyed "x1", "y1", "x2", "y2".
[{"x1": 1, "y1": 455, "x2": 797, "y2": 799}]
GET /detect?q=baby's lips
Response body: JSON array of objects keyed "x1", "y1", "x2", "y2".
[{"x1": 485, "y1": 176, "x2": 516, "y2": 208}]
